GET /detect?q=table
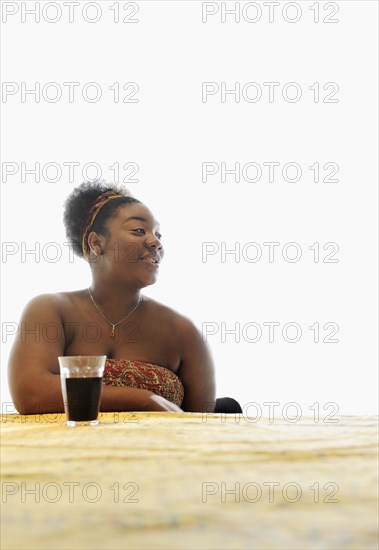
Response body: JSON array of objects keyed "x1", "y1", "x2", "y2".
[{"x1": 1, "y1": 412, "x2": 378, "y2": 549}]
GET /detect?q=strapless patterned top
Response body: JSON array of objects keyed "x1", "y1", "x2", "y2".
[{"x1": 103, "y1": 359, "x2": 184, "y2": 407}]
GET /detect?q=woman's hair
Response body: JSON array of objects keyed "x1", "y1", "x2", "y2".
[{"x1": 63, "y1": 179, "x2": 140, "y2": 258}]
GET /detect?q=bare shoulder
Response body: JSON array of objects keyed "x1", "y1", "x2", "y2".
[
  {"x1": 142, "y1": 296, "x2": 202, "y2": 337},
  {"x1": 144, "y1": 298, "x2": 215, "y2": 412},
  {"x1": 22, "y1": 292, "x2": 61, "y2": 313},
  {"x1": 21, "y1": 290, "x2": 86, "y2": 318}
]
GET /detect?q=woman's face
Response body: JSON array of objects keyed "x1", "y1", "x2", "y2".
[{"x1": 91, "y1": 203, "x2": 164, "y2": 287}]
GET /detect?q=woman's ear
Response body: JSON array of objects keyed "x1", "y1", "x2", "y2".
[{"x1": 87, "y1": 231, "x2": 104, "y2": 257}]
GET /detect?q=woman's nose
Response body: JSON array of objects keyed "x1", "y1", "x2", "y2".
[{"x1": 147, "y1": 235, "x2": 163, "y2": 250}]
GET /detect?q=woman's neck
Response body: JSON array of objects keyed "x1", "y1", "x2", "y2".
[{"x1": 88, "y1": 278, "x2": 142, "y2": 320}]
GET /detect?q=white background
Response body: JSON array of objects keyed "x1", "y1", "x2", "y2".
[{"x1": 1, "y1": 0, "x2": 378, "y2": 416}]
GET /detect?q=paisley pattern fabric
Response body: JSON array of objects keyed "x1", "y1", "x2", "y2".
[{"x1": 103, "y1": 359, "x2": 184, "y2": 407}]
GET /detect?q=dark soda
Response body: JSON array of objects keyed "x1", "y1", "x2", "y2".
[{"x1": 65, "y1": 377, "x2": 102, "y2": 421}]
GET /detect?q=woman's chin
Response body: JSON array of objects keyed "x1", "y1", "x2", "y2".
[{"x1": 138, "y1": 274, "x2": 159, "y2": 287}]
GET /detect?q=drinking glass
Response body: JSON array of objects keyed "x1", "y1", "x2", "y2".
[{"x1": 59, "y1": 356, "x2": 106, "y2": 427}]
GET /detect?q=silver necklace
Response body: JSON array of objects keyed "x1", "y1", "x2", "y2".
[{"x1": 88, "y1": 288, "x2": 142, "y2": 339}]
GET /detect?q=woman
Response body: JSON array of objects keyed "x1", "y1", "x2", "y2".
[{"x1": 8, "y1": 181, "x2": 241, "y2": 414}]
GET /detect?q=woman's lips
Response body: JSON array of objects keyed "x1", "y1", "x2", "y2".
[{"x1": 140, "y1": 258, "x2": 159, "y2": 267}]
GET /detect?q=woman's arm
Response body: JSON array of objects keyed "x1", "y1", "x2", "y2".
[
  {"x1": 177, "y1": 316, "x2": 216, "y2": 413},
  {"x1": 8, "y1": 295, "x2": 181, "y2": 414}
]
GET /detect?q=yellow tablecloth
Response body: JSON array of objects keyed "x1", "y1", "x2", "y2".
[{"x1": 1, "y1": 413, "x2": 378, "y2": 550}]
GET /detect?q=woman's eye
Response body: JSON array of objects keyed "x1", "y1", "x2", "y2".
[{"x1": 132, "y1": 228, "x2": 162, "y2": 240}]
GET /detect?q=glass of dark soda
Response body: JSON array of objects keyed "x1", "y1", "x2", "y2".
[{"x1": 59, "y1": 356, "x2": 106, "y2": 426}]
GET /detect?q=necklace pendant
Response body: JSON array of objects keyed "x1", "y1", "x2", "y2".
[{"x1": 88, "y1": 288, "x2": 142, "y2": 342}]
